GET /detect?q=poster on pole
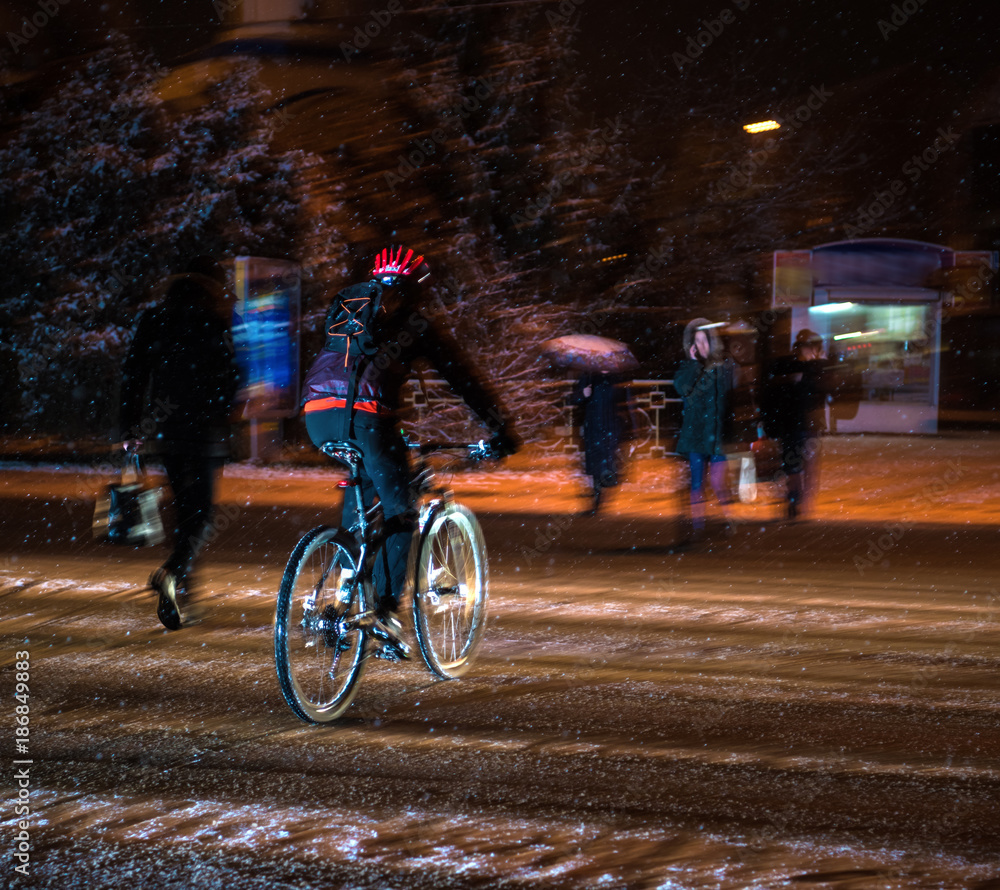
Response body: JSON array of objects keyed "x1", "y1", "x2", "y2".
[
  {"x1": 232, "y1": 257, "x2": 301, "y2": 419},
  {"x1": 772, "y1": 250, "x2": 813, "y2": 307}
]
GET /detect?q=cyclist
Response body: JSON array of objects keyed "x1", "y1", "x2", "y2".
[{"x1": 300, "y1": 246, "x2": 519, "y2": 652}]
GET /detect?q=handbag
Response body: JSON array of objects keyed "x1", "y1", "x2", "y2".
[{"x1": 92, "y1": 452, "x2": 165, "y2": 546}]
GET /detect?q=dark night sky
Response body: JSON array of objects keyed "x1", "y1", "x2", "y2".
[
  {"x1": 576, "y1": 0, "x2": 999, "y2": 116},
  {"x1": 4, "y1": 1, "x2": 998, "y2": 86},
  {"x1": 2, "y1": 0, "x2": 997, "y2": 115},
  {"x1": 2, "y1": 0, "x2": 998, "y2": 171}
]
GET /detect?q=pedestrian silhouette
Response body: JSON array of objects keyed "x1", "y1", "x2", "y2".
[
  {"x1": 572, "y1": 371, "x2": 631, "y2": 514},
  {"x1": 759, "y1": 328, "x2": 831, "y2": 520},
  {"x1": 673, "y1": 318, "x2": 736, "y2": 542},
  {"x1": 118, "y1": 256, "x2": 241, "y2": 629}
]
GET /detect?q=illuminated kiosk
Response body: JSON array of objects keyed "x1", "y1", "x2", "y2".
[
  {"x1": 773, "y1": 239, "x2": 997, "y2": 434},
  {"x1": 232, "y1": 257, "x2": 301, "y2": 461}
]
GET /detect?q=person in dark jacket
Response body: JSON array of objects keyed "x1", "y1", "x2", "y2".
[
  {"x1": 673, "y1": 318, "x2": 735, "y2": 540},
  {"x1": 760, "y1": 328, "x2": 830, "y2": 519},
  {"x1": 118, "y1": 256, "x2": 241, "y2": 630},
  {"x1": 301, "y1": 246, "x2": 519, "y2": 655},
  {"x1": 572, "y1": 371, "x2": 630, "y2": 514}
]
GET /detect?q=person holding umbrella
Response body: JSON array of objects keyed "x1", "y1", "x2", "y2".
[
  {"x1": 542, "y1": 334, "x2": 638, "y2": 514},
  {"x1": 673, "y1": 318, "x2": 735, "y2": 543},
  {"x1": 571, "y1": 371, "x2": 632, "y2": 513}
]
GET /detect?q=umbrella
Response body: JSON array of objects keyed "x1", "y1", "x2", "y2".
[{"x1": 540, "y1": 334, "x2": 639, "y2": 374}]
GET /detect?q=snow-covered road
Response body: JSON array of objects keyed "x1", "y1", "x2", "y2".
[{"x1": 2, "y1": 434, "x2": 999, "y2": 888}]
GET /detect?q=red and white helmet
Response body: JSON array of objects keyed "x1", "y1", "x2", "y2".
[{"x1": 370, "y1": 245, "x2": 430, "y2": 283}]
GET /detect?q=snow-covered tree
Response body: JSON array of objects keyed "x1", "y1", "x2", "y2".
[
  {"x1": 1, "y1": 13, "x2": 655, "y2": 444},
  {"x1": 0, "y1": 32, "x2": 307, "y2": 436}
]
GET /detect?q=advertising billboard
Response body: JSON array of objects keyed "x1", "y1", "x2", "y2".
[{"x1": 232, "y1": 257, "x2": 301, "y2": 420}]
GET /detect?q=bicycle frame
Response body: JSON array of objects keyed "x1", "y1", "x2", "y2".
[
  {"x1": 319, "y1": 438, "x2": 489, "y2": 575},
  {"x1": 274, "y1": 436, "x2": 495, "y2": 722}
]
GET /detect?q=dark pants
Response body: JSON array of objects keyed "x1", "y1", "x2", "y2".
[
  {"x1": 305, "y1": 409, "x2": 414, "y2": 613},
  {"x1": 780, "y1": 433, "x2": 820, "y2": 515},
  {"x1": 583, "y1": 425, "x2": 620, "y2": 489},
  {"x1": 159, "y1": 451, "x2": 224, "y2": 583}
]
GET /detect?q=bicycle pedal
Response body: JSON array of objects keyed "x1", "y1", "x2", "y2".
[
  {"x1": 374, "y1": 639, "x2": 411, "y2": 661},
  {"x1": 371, "y1": 617, "x2": 411, "y2": 660}
]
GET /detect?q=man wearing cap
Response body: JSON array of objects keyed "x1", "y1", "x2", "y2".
[{"x1": 760, "y1": 329, "x2": 830, "y2": 520}]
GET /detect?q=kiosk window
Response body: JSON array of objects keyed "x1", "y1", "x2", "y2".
[{"x1": 811, "y1": 303, "x2": 934, "y2": 405}]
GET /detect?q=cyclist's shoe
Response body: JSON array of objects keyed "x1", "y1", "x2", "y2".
[
  {"x1": 372, "y1": 613, "x2": 411, "y2": 661},
  {"x1": 150, "y1": 567, "x2": 183, "y2": 630}
]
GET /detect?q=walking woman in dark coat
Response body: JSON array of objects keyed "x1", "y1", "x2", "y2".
[
  {"x1": 673, "y1": 318, "x2": 735, "y2": 539},
  {"x1": 572, "y1": 372, "x2": 630, "y2": 514}
]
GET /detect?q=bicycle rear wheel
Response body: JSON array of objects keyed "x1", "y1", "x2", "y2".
[
  {"x1": 274, "y1": 526, "x2": 369, "y2": 723},
  {"x1": 412, "y1": 501, "x2": 488, "y2": 678}
]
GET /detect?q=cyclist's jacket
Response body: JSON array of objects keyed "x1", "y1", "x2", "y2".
[{"x1": 302, "y1": 299, "x2": 508, "y2": 433}]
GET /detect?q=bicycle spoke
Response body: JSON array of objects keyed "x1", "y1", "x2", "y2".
[
  {"x1": 275, "y1": 528, "x2": 369, "y2": 723},
  {"x1": 413, "y1": 503, "x2": 488, "y2": 679}
]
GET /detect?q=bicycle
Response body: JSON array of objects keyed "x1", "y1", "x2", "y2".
[{"x1": 273, "y1": 437, "x2": 497, "y2": 724}]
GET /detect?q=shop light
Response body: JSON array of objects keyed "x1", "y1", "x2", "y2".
[
  {"x1": 812, "y1": 302, "x2": 855, "y2": 314},
  {"x1": 833, "y1": 329, "x2": 882, "y2": 341},
  {"x1": 743, "y1": 120, "x2": 781, "y2": 133}
]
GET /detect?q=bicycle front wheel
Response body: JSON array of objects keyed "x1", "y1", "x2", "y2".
[
  {"x1": 412, "y1": 501, "x2": 488, "y2": 679},
  {"x1": 274, "y1": 526, "x2": 369, "y2": 723}
]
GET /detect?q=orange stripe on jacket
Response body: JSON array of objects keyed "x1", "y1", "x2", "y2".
[{"x1": 302, "y1": 397, "x2": 391, "y2": 415}]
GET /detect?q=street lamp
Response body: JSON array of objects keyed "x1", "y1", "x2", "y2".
[{"x1": 743, "y1": 120, "x2": 781, "y2": 134}]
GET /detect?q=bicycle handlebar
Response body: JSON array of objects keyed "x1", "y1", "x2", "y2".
[{"x1": 412, "y1": 440, "x2": 500, "y2": 461}]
